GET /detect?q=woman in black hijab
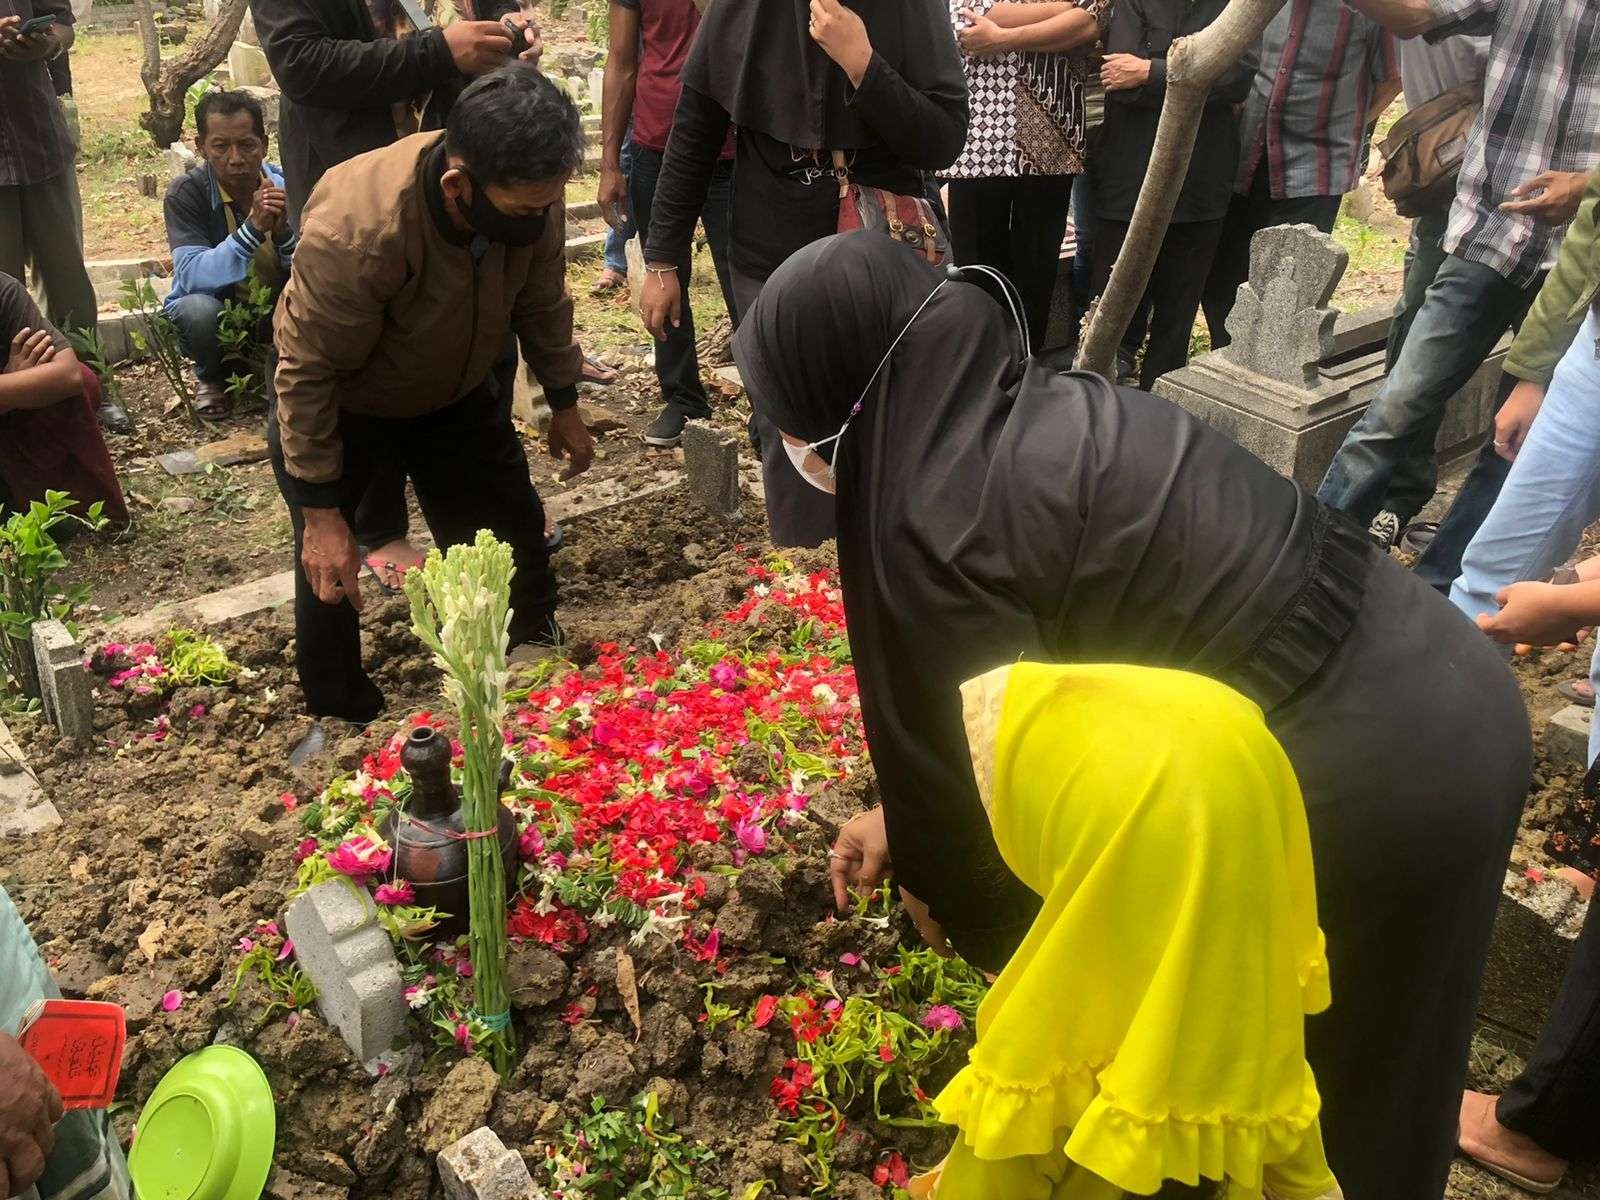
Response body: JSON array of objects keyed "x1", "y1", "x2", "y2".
[
  {"x1": 640, "y1": 0, "x2": 967, "y2": 550},
  {"x1": 734, "y1": 232, "x2": 1531, "y2": 1200}
]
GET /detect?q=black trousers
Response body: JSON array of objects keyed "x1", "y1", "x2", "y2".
[
  {"x1": 629, "y1": 145, "x2": 735, "y2": 419},
  {"x1": 267, "y1": 383, "x2": 557, "y2": 722},
  {"x1": 352, "y1": 338, "x2": 520, "y2": 549},
  {"x1": 1091, "y1": 216, "x2": 1225, "y2": 390},
  {"x1": 946, "y1": 175, "x2": 1074, "y2": 348},
  {"x1": 1201, "y1": 160, "x2": 1343, "y2": 348},
  {"x1": 1497, "y1": 894, "x2": 1600, "y2": 1162}
]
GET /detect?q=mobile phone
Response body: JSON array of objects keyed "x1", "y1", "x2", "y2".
[{"x1": 16, "y1": 13, "x2": 59, "y2": 35}]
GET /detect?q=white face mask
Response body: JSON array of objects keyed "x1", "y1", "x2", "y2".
[
  {"x1": 774, "y1": 262, "x2": 1029, "y2": 495},
  {"x1": 783, "y1": 438, "x2": 837, "y2": 494}
]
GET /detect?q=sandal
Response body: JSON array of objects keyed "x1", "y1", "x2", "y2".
[
  {"x1": 360, "y1": 548, "x2": 425, "y2": 595},
  {"x1": 1558, "y1": 678, "x2": 1595, "y2": 708},
  {"x1": 581, "y1": 354, "x2": 619, "y2": 386},
  {"x1": 193, "y1": 380, "x2": 231, "y2": 420}
]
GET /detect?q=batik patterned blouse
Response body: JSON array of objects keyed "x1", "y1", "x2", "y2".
[{"x1": 941, "y1": 0, "x2": 1108, "y2": 179}]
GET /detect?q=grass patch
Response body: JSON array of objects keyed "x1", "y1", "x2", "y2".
[{"x1": 1334, "y1": 208, "x2": 1407, "y2": 276}]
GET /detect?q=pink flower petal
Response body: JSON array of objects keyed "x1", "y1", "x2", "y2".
[{"x1": 161, "y1": 990, "x2": 183, "y2": 1012}]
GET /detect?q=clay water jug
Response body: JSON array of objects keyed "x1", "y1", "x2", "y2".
[{"x1": 381, "y1": 725, "x2": 519, "y2": 939}]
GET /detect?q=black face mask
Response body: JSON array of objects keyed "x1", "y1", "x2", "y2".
[{"x1": 460, "y1": 171, "x2": 548, "y2": 246}]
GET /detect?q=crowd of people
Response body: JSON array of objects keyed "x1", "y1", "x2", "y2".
[{"x1": 3, "y1": 0, "x2": 1600, "y2": 1195}]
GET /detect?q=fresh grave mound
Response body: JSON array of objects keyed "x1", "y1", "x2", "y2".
[{"x1": 224, "y1": 558, "x2": 985, "y2": 1200}]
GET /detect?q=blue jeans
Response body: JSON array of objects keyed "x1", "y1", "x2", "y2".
[
  {"x1": 1317, "y1": 252, "x2": 1540, "y2": 526},
  {"x1": 628, "y1": 144, "x2": 733, "y2": 417},
  {"x1": 1451, "y1": 308, "x2": 1600, "y2": 763},
  {"x1": 603, "y1": 135, "x2": 635, "y2": 274},
  {"x1": 166, "y1": 292, "x2": 226, "y2": 383}
]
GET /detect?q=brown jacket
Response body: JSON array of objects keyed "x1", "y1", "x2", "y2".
[{"x1": 273, "y1": 132, "x2": 581, "y2": 498}]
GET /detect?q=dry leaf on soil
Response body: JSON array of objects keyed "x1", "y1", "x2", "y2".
[{"x1": 615, "y1": 946, "x2": 641, "y2": 1041}]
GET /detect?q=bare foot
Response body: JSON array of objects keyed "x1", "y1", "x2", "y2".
[
  {"x1": 364, "y1": 538, "x2": 424, "y2": 591},
  {"x1": 1458, "y1": 1091, "x2": 1566, "y2": 1193}
]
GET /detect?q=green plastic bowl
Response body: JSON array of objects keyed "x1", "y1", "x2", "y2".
[{"x1": 128, "y1": 1045, "x2": 275, "y2": 1200}]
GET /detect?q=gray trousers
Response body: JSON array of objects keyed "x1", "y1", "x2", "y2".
[{"x1": 0, "y1": 165, "x2": 96, "y2": 335}]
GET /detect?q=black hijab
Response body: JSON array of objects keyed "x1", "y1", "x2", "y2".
[
  {"x1": 734, "y1": 233, "x2": 1349, "y2": 971},
  {"x1": 681, "y1": 0, "x2": 965, "y2": 150}
]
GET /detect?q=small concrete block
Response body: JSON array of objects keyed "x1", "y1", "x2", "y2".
[
  {"x1": 681, "y1": 420, "x2": 740, "y2": 520},
  {"x1": 286, "y1": 881, "x2": 408, "y2": 1066},
  {"x1": 31, "y1": 619, "x2": 94, "y2": 743},
  {"x1": 437, "y1": 1128, "x2": 537, "y2": 1200},
  {"x1": 0, "y1": 715, "x2": 59, "y2": 838},
  {"x1": 1546, "y1": 704, "x2": 1592, "y2": 769},
  {"x1": 95, "y1": 312, "x2": 130, "y2": 363}
]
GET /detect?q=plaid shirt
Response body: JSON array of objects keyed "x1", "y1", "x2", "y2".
[
  {"x1": 0, "y1": 0, "x2": 75, "y2": 187},
  {"x1": 1236, "y1": 0, "x2": 1398, "y2": 200},
  {"x1": 1424, "y1": 0, "x2": 1600, "y2": 288}
]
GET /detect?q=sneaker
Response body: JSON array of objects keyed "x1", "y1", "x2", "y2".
[
  {"x1": 644, "y1": 405, "x2": 698, "y2": 448},
  {"x1": 1367, "y1": 510, "x2": 1402, "y2": 549}
]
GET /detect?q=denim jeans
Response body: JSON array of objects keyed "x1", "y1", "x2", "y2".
[
  {"x1": 1451, "y1": 308, "x2": 1600, "y2": 763},
  {"x1": 603, "y1": 134, "x2": 635, "y2": 274},
  {"x1": 1316, "y1": 252, "x2": 1540, "y2": 526},
  {"x1": 629, "y1": 144, "x2": 733, "y2": 418},
  {"x1": 167, "y1": 292, "x2": 227, "y2": 383}
]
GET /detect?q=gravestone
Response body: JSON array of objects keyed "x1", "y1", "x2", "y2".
[
  {"x1": 1478, "y1": 871, "x2": 1587, "y2": 1044},
  {"x1": 286, "y1": 881, "x2": 408, "y2": 1067},
  {"x1": 682, "y1": 421, "x2": 741, "y2": 520},
  {"x1": 1547, "y1": 705, "x2": 1592, "y2": 769},
  {"x1": 0, "y1": 715, "x2": 59, "y2": 838},
  {"x1": 1156, "y1": 224, "x2": 1505, "y2": 490},
  {"x1": 31, "y1": 619, "x2": 94, "y2": 743},
  {"x1": 228, "y1": 41, "x2": 274, "y2": 88},
  {"x1": 1222, "y1": 225, "x2": 1346, "y2": 389}
]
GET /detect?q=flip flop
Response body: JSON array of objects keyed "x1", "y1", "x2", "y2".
[
  {"x1": 1558, "y1": 678, "x2": 1595, "y2": 708},
  {"x1": 581, "y1": 354, "x2": 619, "y2": 386},
  {"x1": 361, "y1": 550, "x2": 424, "y2": 595}
]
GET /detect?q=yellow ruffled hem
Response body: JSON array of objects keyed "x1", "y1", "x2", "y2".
[{"x1": 935, "y1": 1060, "x2": 1327, "y2": 1198}]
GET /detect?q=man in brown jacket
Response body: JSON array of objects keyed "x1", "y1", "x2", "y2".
[{"x1": 269, "y1": 65, "x2": 592, "y2": 755}]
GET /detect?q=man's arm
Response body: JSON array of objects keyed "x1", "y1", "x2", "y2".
[
  {"x1": 598, "y1": 1, "x2": 641, "y2": 228},
  {"x1": 960, "y1": 4, "x2": 1099, "y2": 54},
  {"x1": 164, "y1": 181, "x2": 255, "y2": 298},
  {"x1": 511, "y1": 211, "x2": 592, "y2": 481},
  {"x1": 1504, "y1": 167, "x2": 1600, "y2": 385},
  {"x1": 252, "y1": 0, "x2": 462, "y2": 107},
  {"x1": 1343, "y1": 0, "x2": 1469, "y2": 40}
]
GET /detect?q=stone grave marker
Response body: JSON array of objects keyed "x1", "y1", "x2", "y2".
[
  {"x1": 437, "y1": 1128, "x2": 537, "y2": 1200},
  {"x1": 1223, "y1": 224, "x2": 1347, "y2": 389},
  {"x1": 31, "y1": 619, "x2": 94, "y2": 743},
  {"x1": 1546, "y1": 704, "x2": 1591, "y2": 769},
  {"x1": 682, "y1": 421, "x2": 741, "y2": 520},
  {"x1": 286, "y1": 881, "x2": 408, "y2": 1067},
  {"x1": 1156, "y1": 223, "x2": 1505, "y2": 489},
  {"x1": 0, "y1": 716, "x2": 59, "y2": 838}
]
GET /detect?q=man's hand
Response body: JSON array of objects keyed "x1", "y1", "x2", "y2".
[
  {"x1": 249, "y1": 184, "x2": 287, "y2": 236},
  {"x1": 4, "y1": 328, "x2": 56, "y2": 374},
  {"x1": 0, "y1": 14, "x2": 58, "y2": 61},
  {"x1": 503, "y1": 9, "x2": 543, "y2": 63},
  {"x1": 1500, "y1": 170, "x2": 1590, "y2": 224},
  {"x1": 808, "y1": 0, "x2": 873, "y2": 86},
  {"x1": 442, "y1": 20, "x2": 515, "y2": 76},
  {"x1": 829, "y1": 806, "x2": 890, "y2": 911},
  {"x1": 547, "y1": 405, "x2": 594, "y2": 481},
  {"x1": 958, "y1": 8, "x2": 1013, "y2": 56},
  {"x1": 639, "y1": 265, "x2": 682, "y2": 341},
  {"x1": 597, "y1": 163, "x2": 629, "y2": 231},
  {"x1": 301, "y1": 507, "x2": 363, "y2": 611},
  {"x1": 1493, "y1": 378, "x2": 1546, "y2": 462},
  {"x1": 1100, "y1": 52, "x2": 1151, "y2": 91},
  {"x1": 0, "y1": 1032, "x2": 63, "y2": 1200},
  {"x1": 1478, "y1": 580, "x2": 1587, "y2": 648}
]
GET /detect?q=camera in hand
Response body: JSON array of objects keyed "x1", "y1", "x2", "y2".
[{"x1": 501, "y1": 15, "x2": 533, "y2": 56}]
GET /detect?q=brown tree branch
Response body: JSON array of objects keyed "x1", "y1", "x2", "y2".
[
  {"x1": 1074, "y1": 0, "x2": 1288, "y2": 379},
  {"x1": 136, "y1": 0, "x2": 251, "y2": 148}
]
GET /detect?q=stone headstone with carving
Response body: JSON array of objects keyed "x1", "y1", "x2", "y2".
[{"x1": 1222, "y1": 224, "x2": 1348, "y2": 389}]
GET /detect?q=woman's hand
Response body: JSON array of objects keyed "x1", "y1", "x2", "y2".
[
  {"x1": 640, "y1": 265, "x2": 682, "y2": 341},
  {"x1": 4, "y1": 328, "x2": 56, "y2": 374},
  {"x1": 958, "y1": 8, "x2": 1013, "y2": 57},
  {"x1": 808, "y1": 0, "x2": 873, "y2": 87},
  {"x1": 829, "y1": 806, "x2": 891, "y2": 911},
  {"x1": 1100, "y1": 52, "x2": 1151, "y2": 92}
]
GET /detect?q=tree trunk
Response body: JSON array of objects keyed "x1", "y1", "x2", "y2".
[
  {"x1": 135, "y1": 0, "x2": 251, "y2": 149},
  {"x1": 1073, "y1": 0, "x2": 1288, "y2": 379}
]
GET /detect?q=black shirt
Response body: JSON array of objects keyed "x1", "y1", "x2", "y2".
[{"x1": 1090, "y1": 0, "x2": 1258, "y2": 224}]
